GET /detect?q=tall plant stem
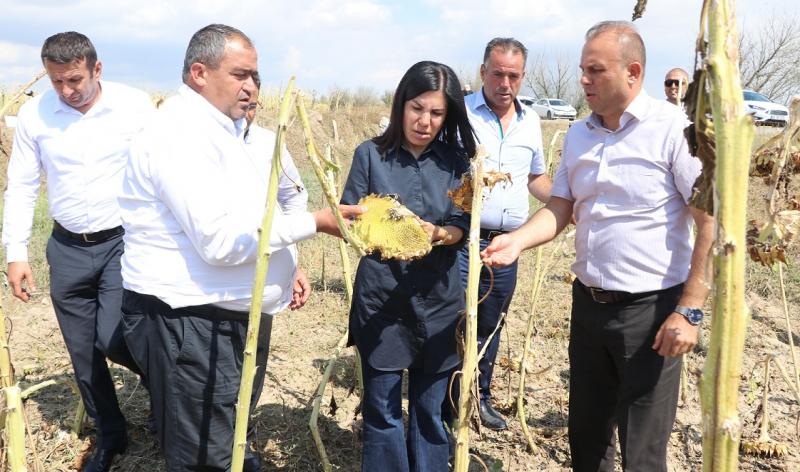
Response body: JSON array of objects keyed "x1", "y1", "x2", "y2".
[
  {"x1": 230, "y1": 78, "x2": 296, "y2": 471},
  {"x1": 453, "y1": 146, "x2": 488, "y2": 472},
  {"x1": 699, "y1": 0, "x2": 754, "y2": 470}
]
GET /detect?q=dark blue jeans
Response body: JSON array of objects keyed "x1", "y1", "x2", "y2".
[
  {"x1": 360, "y1": 364, "x2": 450, "y2": 472},
  {"x1": 457, "y1": 240, "x2": 518, "y2": 401}
]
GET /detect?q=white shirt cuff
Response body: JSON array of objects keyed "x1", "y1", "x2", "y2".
[{"x1": 5, "y1": 245, "x2": 29, "y2": 263}]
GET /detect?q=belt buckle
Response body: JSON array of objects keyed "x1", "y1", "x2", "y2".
[
  {"x1": 82, "y1": 232, "x2": 96, "y2": 243},
  {"x1": 589, "y1": 287, "x2": 608, "y2": 304}
]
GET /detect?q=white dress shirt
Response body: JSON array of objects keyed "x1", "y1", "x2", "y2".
[
  {"x1": 2, "y1": 81, "x2": 153, "y2": 262},
  {"x1": 551, "y1": 92, "x2": 702, "y2": 293},
  {"x1": 243, "y1": 123, "x2": 308, "y2": 216},
  {"x1": 119, "y1": 85, "x2": 316, "y2": 313},
  {"x1": 465, "y1": 89, "x2": 546, "y2": 231}
]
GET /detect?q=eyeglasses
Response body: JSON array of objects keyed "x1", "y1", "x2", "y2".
[{"x1": 664, "y1": 79, "x2": 686, "y2": 87}]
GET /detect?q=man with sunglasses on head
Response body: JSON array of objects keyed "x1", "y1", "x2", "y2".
[
  {"x1": 2, "y1": 31, "x2": 154, "y2": 472},
  {"x1": 664, "y1": 68, "x2": 690, "y2": 107}
]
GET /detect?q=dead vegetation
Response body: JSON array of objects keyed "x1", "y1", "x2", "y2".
[{"x1": 0, "y1": 100, "x2": 798, "y2": 470}]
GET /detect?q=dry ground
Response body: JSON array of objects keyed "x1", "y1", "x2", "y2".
[{"x1": 0, "y1": 104, "x2": 798, "y2": 471}]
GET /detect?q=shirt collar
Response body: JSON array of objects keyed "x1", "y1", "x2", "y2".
[
  {"x1": 586, "y1": 90, "x2": 650, "y2": 132},
  {"x1": 178, "y1": 84, "x2": 247, "y2": 138},
  {"x1": 52, "y1": 80, "x2": 112, "y2": 117},
  {"x1": 397, "y1": 138, "x2": 448, "y2": 161},
  {"x1": 472, "y1": 87, "x2": 526, "y2": 118}
]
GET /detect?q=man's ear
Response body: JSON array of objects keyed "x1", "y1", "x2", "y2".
[
  {"x1": 479, "y1": 63, "x2": 487, "y2": 83},
  {"x1": 188, "y1": 62, "x2": 207, "y2": 88},
  {"x1": 92, "y1": 60, "x2": 103, "y2": 80},
  {"x1": 627, "y1": 62, "x2": 643, "y2": 85}
]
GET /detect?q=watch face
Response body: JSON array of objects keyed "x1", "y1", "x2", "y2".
[{"x1": 687, "y1": 308, "x2": 704, "y2": 325}]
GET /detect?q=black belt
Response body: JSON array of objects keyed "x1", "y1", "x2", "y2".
[
  {"x1": 179, "y1": 303, "x2": 250, "y2": 321},
  {"x1": 479, "y1": 228, "x2": 508, "y2": 240},
  {"x1": 575, "y1": 279, "x2": 665, "y2": 304},
  {"x1": 52, "y1": 221, "x2": 124, "y2": 244}
]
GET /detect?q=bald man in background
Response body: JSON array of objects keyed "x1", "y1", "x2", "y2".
[{"x1": 663, "y1": 68, "x2": 689, "y2": 106}]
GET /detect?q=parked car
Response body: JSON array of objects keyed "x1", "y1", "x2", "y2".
[
  {"x1": 743, "y1": 90, "x2": 789, "y2": 126},
  {"x1": 518, "y1": 96, "x2": 577, "y2": 121}
]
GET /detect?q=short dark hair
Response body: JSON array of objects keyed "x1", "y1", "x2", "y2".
[
  {"x1": 182, "y1": 24, "x2": 254, "y2": 83},
  {"x1": 483, "y1": 37, "x2": 528, "y2": 66},
  {"x1": 40, "y1": 32, "x2": 98, "y2": 71},
  {"x1": 374, "y1": 61, "x2": 476, "y2": 159},
  {"x1": 585, "y1": 21, "x2": 647, "y2": 71}
]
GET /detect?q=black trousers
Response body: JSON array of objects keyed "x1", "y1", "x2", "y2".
[
  {"x1": 121, "y1": 290, "x2": 272, "y2": 472},
  {"x1": 46, "y1": 231, "x2": 140, "y2": 445},
  {"x1": 568, "y1": 280, "x2": 683, "y2": 472}
]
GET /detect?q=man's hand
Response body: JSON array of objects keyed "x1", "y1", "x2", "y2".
[
  {"x1": 652, "y1": 312, "x2": 699, "y2": 357},
  {"x1": 313, "y1": 205, "x2": 365, "y2": 237},
  {"x1": 289, "y1": 268, "x2": 311, "y2": 310},
  {"x1": 480, "y1": 233, "x2": 523, "y2": 268},
  {"x1": 7, "y1": 261, "x2": 37, "y2": 303}
]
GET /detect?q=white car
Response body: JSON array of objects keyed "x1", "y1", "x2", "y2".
[
  {"x1": 743, "y1": 90, "x2": 789, "y2": 126},
  {"x1": 519, "y1": 97, "x2": 577, "y2": 121}
]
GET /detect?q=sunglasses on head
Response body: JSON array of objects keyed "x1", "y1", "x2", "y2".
[{"x1": 664, "y1": 79, "x2": 685, "y2": 87}]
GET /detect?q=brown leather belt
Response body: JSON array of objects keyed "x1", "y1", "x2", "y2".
[{"x1": 53, "y1": 221, "x2": 124, "y2": 244}]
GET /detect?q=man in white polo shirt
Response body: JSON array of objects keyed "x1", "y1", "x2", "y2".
[
  {"x1": 482, "y1": 21, "x2": 713, "y2": 471},
  {"x1": 118, "y1": 24, "x2": 361, "y2": 471},
  {"x1": 2, "y1": 32, "x2": 153, "y2": 472}
]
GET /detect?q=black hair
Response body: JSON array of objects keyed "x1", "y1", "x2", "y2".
[
  {"x1": 40, "y1": 31, "x2": 97, "y2": 71},
  {"x1": 483, "y1": 37, "x2": 528, "y2": 66},
  {"x1": 374, "y1": 61, "x2": 476, "y2": 159}
]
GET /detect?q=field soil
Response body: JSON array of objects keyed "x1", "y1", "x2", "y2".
[{"x1": 0, "y1": 107, "x2": 798, "y2": 471}]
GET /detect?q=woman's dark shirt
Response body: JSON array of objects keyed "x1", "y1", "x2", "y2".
[{"x1": 341, "y1": 139, "x2": 470, "y2": 373}]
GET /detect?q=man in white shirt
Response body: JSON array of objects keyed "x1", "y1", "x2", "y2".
[
  {"x1": 2, "y1": 32, "x2": 153, "y2": 472},
  {"x1": 482, "y1": 21, "x2": 713, "y2": 471},
  {"x1": 455, "y1": 37, "x2": 551, "y2": 431},
  {"x1": 118, "y1": 24, "x2": 361, "y2": 471}
]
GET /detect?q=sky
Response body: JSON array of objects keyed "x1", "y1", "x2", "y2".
[{"x1": 0, "y1": 0, "x2": 797, "y2": 100}]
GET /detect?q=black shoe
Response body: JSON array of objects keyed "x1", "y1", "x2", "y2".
[
  {"x1": 479, "y1": 401, "x2": 507, "y2": 431},
  {"x1": 81, "y1": 440, "x2": 127, "y2": 472},
  {"x1": 243, "y1": 449, "x2": 262, "y2": 472}
]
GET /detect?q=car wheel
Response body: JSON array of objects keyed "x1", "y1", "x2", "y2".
[{"x1": 547, "y1": 111, "x2": 552, "y2": 120}]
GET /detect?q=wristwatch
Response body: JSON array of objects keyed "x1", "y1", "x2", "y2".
[{"x1": 675, "y1": 305, "x2": 704, "y2": 325}]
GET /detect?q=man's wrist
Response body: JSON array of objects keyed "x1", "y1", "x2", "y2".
[{"x1": 674, "y1": 305, "x2": 704, "y2": 325}]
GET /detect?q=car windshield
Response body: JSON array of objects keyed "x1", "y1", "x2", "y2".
[
  {"x1": 548, "y1": 99, "x2": 568, "y2": 106},
  {"x1": 743, "y1": 91, "x2": 771, "y2": 102}
]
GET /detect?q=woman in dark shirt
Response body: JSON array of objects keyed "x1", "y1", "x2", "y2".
[{"x1": 341, "y1": 61, "x2": 476, "y2": 472}]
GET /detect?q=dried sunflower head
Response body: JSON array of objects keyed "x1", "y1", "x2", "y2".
[
  {"x1": 351, "y1": 194, "x2": 431, "y2": 260},
  {"x1": 448, "y1": 170, "x2": 512, "y2": 212}
]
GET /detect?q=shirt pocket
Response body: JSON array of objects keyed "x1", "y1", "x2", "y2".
[{"x1": 612, "y1": 160, "x2": 669, "y2": 208}]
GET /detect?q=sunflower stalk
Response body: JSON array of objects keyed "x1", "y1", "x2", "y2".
[
  {"x1": 515, "y1": 236, "x2": 565, "y2": 452},
  {"x1": 230, "y1": 77, "x2": 296, "y2": 471},
  {"x1": 296, "y1": 96, "x2": 366, "y2": 256},
  {"x1": 453, "y1": 146, "x2": 488, "y2": 472},
  {"x1": 4, "y1": 386, "x2": 26, "y2": 472},
  {"x1": 305, "y1": 141, "x2": 360, "y2": 472},
  {"x1": 698, "y1": 0, "x2": 754, "y2": 470},
  {"x1": 778, "y1": 263, "x2": 800, "y2": 397},
  {"x1": 0, "y1": 70, "x2": 46, "y2": 119}
]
